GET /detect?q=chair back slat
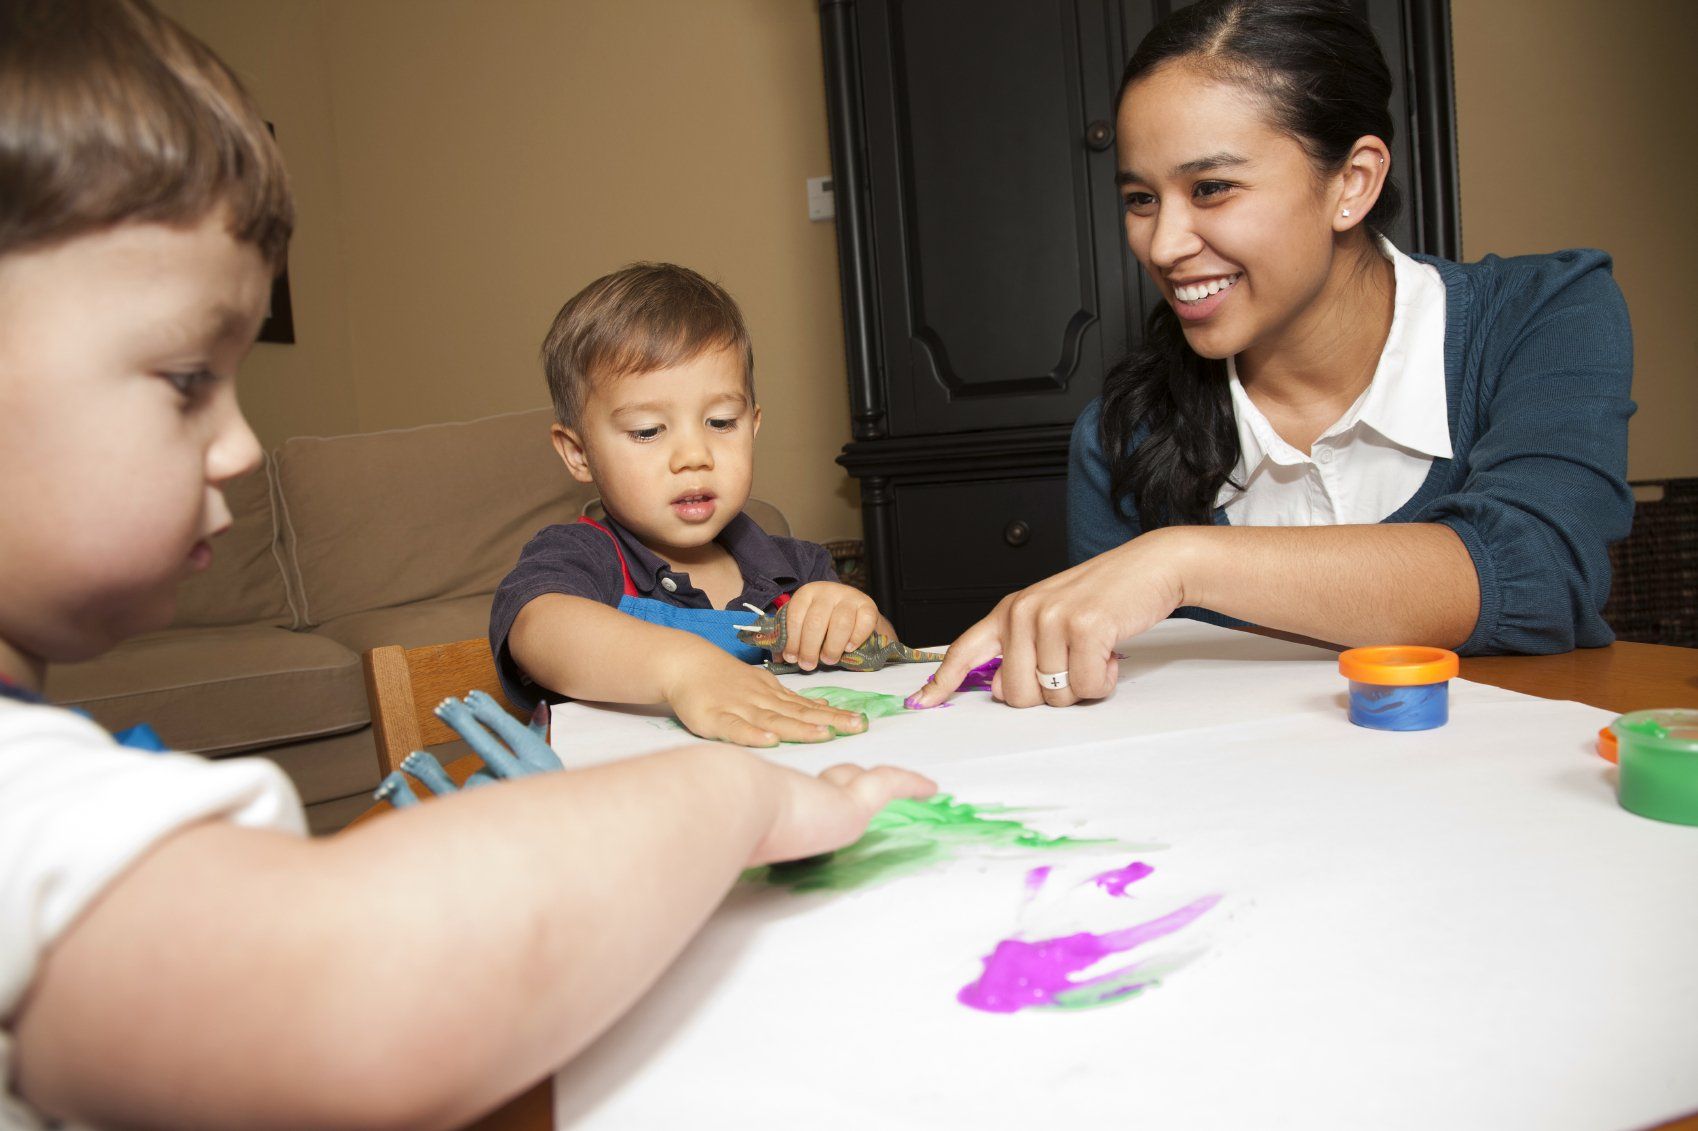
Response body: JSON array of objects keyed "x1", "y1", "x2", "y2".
[{"x1": 362, "y1": 639, "x2": 528, "y2": 777}]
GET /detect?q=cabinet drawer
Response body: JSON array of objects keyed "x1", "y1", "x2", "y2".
[
  {"x1": 894, "y1": 595, "x2": 1005, "y2": 649},
  {"x1": 894, "y1": 476, "x2": 1069, "y2": 593}
]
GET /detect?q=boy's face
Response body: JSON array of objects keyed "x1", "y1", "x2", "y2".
[
  {"x1": 0, "y1": 214, "x2": 267, "y2": 671},
  {"x1": 553, "y1": 345, "x2": 761, "y2": 562}
]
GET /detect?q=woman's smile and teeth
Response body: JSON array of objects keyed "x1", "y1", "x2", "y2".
[{"x1": 1169, "y1": 272, "x2": 1241, "y2": 320}]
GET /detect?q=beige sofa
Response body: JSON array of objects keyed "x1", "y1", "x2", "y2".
[{"x1": 46, "y1": 407, "x2": 797, "y2": 833}]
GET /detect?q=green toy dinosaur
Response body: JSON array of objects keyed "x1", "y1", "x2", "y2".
[{"x1": 734, "y1": 606, "x2": 945, "y2": 675}]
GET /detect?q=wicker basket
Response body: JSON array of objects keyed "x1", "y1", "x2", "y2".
[
  {"x1": 1603, "y1": 478, "x2": 1698, "y2": 648},
  {"x1": 822, "y1": 538, "x2": 869, "y2": 594}
]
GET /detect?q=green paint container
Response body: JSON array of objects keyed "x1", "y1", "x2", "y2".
[{"x1": 1612, "y1": 709, "x2": 1698, "y2": 827}]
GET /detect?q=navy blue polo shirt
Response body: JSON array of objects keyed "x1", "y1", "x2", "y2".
[{"x1": 489, "y1": 512, "x2": 837, "y2": 709}]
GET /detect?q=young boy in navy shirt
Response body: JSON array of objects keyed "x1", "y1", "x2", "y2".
[
  {"x1": 0, "y1": 5, "x2": 933, "y2": 1126},
  {"x1": 493, "y1": 263, "x2": 901, "y2": 747}
]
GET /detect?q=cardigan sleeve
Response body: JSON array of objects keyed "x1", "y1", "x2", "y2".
[
  {"x1": 1066, "y1": 398, "x2": 1146, "y2": 565},
  {"x1": 1414, "y1": 250, "x2": 1635, "y2": 655}
]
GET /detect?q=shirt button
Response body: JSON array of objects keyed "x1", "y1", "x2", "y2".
[
  {"x1": 660, "y1": 577, "x2": 678, "y2": 593},
  {"x1": 1315, "y1": 447, "x2": 1333, "y2": 465}
]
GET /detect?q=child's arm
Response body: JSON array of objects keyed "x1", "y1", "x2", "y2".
[
  {"x1": 777, "y1": 581, "x2": 900, "y2": 672},
  {"x1": 15, "y1": 746, "x2": 934, "y2": 1131},
  {"x1": 510, "y1": 593, "x2": 866, "y2": 746}
]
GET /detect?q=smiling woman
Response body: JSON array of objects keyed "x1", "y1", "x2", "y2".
[{"x1": 912, "y1": 0, "x2": 1635, "y2": 711}]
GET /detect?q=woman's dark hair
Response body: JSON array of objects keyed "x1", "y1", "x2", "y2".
[{"x1": 1100, "y1": 0, "x2": 1403, "y2": 530}]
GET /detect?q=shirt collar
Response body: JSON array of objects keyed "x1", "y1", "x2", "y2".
[
  {"x1": 1215, "y1": 359, "x2": 1310, "y2": 508},
  {"x1": 1214, "y1": 236, "x2": 1451, "y2": 508},
  {"x1": 1351, "y1": 236, "x2": 1453, "y2": 460},
  {"x1": 601, "y1": 512, "x2": 799, "y2": 598},
  {"x1": 716, "y1": 512, "x2": 803, "y2": 588}
]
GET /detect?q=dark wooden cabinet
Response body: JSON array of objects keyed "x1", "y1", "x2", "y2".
[{"x1": 820, "y1": 0, "x2": 1460, "y2": 642}]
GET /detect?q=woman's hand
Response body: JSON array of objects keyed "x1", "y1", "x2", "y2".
[{"x1": 909, "y1": 528, "x2": 1191, "y2": 709}]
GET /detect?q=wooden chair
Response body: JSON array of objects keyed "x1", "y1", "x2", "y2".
[
  {"x1": 353, "y1": 644, "x2": 552, "y2": 1125},
  {"x1": 361, "y1": 638, "x2": 530, "y2": 777}
]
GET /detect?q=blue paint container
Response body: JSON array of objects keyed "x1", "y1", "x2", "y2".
[{"x1": 1337, "y1": 646, "x2": 1460, "y2": 732}]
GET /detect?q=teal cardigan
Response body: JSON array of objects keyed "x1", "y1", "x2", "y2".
[{"x1": 1067, "y1": 249, "x2": 1636, "y2": 656}]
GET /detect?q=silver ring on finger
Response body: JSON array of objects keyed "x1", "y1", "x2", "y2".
[{"x1": 1036, "y1": 668, "x2": 1070, "y2": 691}]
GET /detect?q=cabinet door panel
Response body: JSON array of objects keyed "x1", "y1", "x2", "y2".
[{"x1": 856, "y1": 0, "x2": 1151, "y2": 437}]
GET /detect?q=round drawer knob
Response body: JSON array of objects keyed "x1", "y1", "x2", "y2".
[
  {"x1": 1084, "y1": 120, "x2": 1114, "y2": 151},
  {"x1": 1004, "y1": 519, "x2": 1031, "y2": 547}
]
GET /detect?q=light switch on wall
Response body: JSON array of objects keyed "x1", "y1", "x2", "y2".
[{"x1": 806, "y1": 176, "x2": 835, "y2": 221}]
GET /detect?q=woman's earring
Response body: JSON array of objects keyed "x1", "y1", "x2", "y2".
[{"x1": 1341, "y1": 208, "x2": 1352, "y2": 218}]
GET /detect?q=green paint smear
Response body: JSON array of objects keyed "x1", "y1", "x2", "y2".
[
  {"x1": 797, "y1": 686, "x2": 910, "y2": 719},
  {"x1": 649, "y1": 686, "x2": 905, "y2": 740},
  {"x1": 751, "y1": 794, "x2": 1119, "y2": 893}
]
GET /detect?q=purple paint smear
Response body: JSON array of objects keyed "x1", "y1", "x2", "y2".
[
  {"x1": 905, "y1": 657, "x2": 1002, "y2": 710},
  {"x1": 958, "y1": 894, "x2": 1221, "y2": 1014},
  {"x1": 958, "y1": 657, "x2": 1002, "y2": 691},
  {"x1": 1022, "y1": 865, "x2": 1052, "y2": 900},
  {"x1": 1092, "y1": 861, "x2": 1154, "y2": 897}
]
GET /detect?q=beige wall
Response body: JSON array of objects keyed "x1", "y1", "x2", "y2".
[
  {"x1": 161, "y1": 0, "x2": 859, "y2": 542},
  {"x1": 154, "y1": 0, "x2": 360, "y2": 442},
  {"x1": 1453, "y1": 0, "x2": 1698, "y2": 480},
  {"x1": 162, "y1": 0, "x2": 1695, "y2": 546}
]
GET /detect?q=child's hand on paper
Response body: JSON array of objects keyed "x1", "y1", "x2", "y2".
[
  {"x1": 663, "y1": 646, "x2": 868, "y2": 747},
  {"x1": 749, "y1": 762, "x2": 937, "y2": 866},
  {"x1": 780, "y1": 581, "x2": 891, "y2": 670}
]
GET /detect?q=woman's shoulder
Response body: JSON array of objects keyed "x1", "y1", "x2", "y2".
[
  {"x1": 1414, "y1": 247, "x2": 1625, "y2": 322},
  {"x1": 1072, "y1": 396, "x2": 1105, "y2": 444},
  {"x1": 1070, "y1": 395, "x2": 1156, "y2": 460}
]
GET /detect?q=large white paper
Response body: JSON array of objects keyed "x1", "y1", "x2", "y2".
[{"x1": 549, "y1": 620, "x2": 1698, "y2": 1129}]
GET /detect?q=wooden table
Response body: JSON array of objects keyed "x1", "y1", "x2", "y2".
[{"x1": 429, "y1": 638, "x2": 1696, "y2": 1131}]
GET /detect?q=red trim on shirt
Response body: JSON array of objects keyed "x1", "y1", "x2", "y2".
[
  {"x1": 574, "y1": 516, "x2": 639, "y2": 598},
  {"x1": 575, "y1": 515, "x2": 794, "y2": 610}
]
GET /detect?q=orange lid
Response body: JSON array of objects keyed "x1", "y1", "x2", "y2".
[
  {"x1": 1597, "y1": 725, "x2": 1618, "y2": 764},
  {"x1": 1338, "y1": 645, "x2": 1460, "y2": 686}
]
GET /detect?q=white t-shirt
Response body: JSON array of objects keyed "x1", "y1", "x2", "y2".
[
  {"x1": 1215, "y1": 237, "x2": 1452, "y2": 525},
  {"x1": 0, "y1": 698, "x2": 304, "y2": 1130}
]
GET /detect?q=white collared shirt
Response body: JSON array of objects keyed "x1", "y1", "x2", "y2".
[{"x1": 1214, "y1": 238, "x2": 1451, "y2": 526}]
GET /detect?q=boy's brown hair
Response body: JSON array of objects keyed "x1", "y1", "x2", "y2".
[
  {"x1": 541, "y1": 263, "x2": 755, "y2": 430},
  {"x1": 0, "y1": 0, "x2": 293, "y2": 269}
]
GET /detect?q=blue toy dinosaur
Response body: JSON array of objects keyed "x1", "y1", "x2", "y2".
[{"x1": 373, "y1": 690, "x2": 560, "y2": 808}]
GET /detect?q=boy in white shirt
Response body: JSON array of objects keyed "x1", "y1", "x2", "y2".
[{"x1": 0, "y1": 3, "x2": 932, "y2": 1128}]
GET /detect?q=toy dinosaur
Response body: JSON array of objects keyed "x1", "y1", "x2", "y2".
[
  {"x1": 373, "y1": 690, "x2": 560, "y2": 808},
  {"x1": 734, "y1": 605, "x2": 945, "y2": 675}
]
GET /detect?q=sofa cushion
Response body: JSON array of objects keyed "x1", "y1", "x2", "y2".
[
  {"x1": 259, "y1": 727, "x2": 385, "y2": 811},
  {"x1": 311, "y1": 593, "x2": 496, "y2": 657},
  {"x1": 171, "y1": 455, "x2": 298, "y2": 629},
  {"x1": 46, "y1": 624, "x2": 368, "y2": 756},
  {"x1": 275, "y1": 408, "x2": 593, "y2": 625}
]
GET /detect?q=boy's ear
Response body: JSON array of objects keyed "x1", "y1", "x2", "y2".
[
  {"x1": 751, "y1": 404, "x2": 762, "y2": 439},
  {"x1": 550, "y1": 423, "x2": 595, "y2": 484}
]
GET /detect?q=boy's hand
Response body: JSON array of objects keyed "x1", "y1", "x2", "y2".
[
  {"x1": 780, "y1": 581, "x2": 885, "y2": 671},
  {"x1": 663, "y1": 645, "x2": 869, "y2": 747},
  {"x1": 748, "y1": 762, "x2": 937, "y2": 867}
]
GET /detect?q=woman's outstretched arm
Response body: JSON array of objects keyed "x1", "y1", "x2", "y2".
[{"x1": 912, "y1": 520, "x2": 1476, "y2": 709}]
